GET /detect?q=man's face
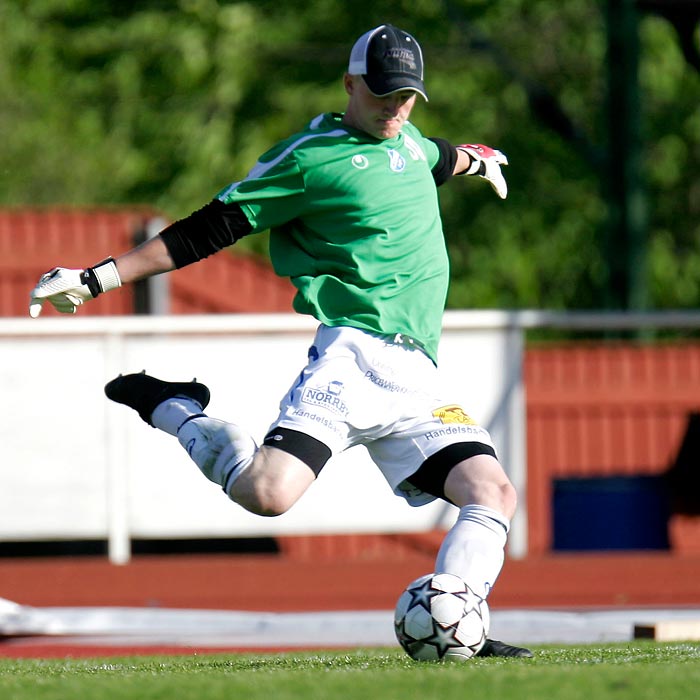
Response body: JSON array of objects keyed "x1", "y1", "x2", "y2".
[{"x1": 342, "y1": 74, "x2": 418, "y2": 140}]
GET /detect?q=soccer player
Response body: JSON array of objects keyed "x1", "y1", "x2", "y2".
[{"x1": 30, "y1": 24, "x2": 531, "y2": 658}]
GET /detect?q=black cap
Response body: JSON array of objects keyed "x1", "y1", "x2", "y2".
[{"x1": 348, "y1": 24, "x2": 428, "y2": 101}]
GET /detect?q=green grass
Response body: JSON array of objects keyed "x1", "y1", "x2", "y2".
[{"x1": 1, "y1": 643, "x2": 700, "y2": 700}]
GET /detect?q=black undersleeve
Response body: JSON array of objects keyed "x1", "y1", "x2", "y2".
[
  {"x1": 406, "y1": 442, "x2": 497, "y2": 502},
  {"x1": 262, "y1": 427, "x2": 332, "y2": 477},
  {"x1": 428, "y1": 137, "x2": 458, "y2": 186},
  {"x1": 160, "y1": 199, "x2": 254, "y2": 269}
]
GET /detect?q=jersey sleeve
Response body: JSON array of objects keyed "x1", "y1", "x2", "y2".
[
  {"x1": 403, "y1": 123, "x2": 455, "y2": 187},
  {"x1": 216, "y1": 150, "x2": 308, "y2": 232}
]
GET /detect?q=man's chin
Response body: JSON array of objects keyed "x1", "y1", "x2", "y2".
[{"x1": 374, "y1": 126, "x2": 400, "y2": 140}]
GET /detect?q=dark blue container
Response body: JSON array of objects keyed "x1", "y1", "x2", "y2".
[{"x1": 552, "y1": 475, "x2": 670, "y2": 550}]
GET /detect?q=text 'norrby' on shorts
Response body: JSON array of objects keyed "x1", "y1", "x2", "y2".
[{"x1": 269, "y1": 324, "x2": 495, "y2": 506}]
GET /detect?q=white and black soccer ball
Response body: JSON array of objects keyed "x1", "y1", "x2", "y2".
[{"x1": 394, "y1": 572, "x2": 489, "y2": 661}]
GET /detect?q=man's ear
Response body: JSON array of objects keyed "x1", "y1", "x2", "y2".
[{"x1": 343, "y1": 73, "x2": 355, "y2": 95}]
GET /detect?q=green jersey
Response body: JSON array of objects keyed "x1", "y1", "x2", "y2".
[{"x1": 217, "y1": 112, "x2": 449, "y2": 362}]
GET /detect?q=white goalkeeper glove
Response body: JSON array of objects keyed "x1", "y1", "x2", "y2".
[
  {"x1": 29, "y1": 257, "x2": 122, "y2": 318},
  {"x1": 457, "y1": 143, "x2": 509, "y2": 199}
]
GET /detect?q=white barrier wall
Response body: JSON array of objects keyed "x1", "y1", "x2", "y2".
[{"x1": 0, "y1": 312, "x2": 526, "y2": 563}]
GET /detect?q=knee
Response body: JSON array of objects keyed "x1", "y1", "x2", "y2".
[
  {"x1": 466, "y1": 476, "x2": 517, "y2": 520},
  {"x1": 249, "y1": 492, "x2": 297, "y2": 518},
  {"x1": 233, "y1": 478, "x2": 298, "y2": 517},
  {"x1": 228, "y1": 447, "x2": 316, "y2": 517},
  {"x1": 444, "y1": 454, "x2": 518, "y2": 520}
]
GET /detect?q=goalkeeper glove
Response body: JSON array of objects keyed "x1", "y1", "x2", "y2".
[
  {"x1": 457, "y1": 143, "x2": 509, "y2": 199},
  {"x1": 29, "y1": 257, "x2": 122, "y2": 318}
]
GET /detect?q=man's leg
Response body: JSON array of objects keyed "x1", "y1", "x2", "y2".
[
  {"x1": 436, "y1": 454, "x2": 515, "y2": 597},
  {"x1": 436, "y1": 454, "x2": 533, "y2": 658},
  {"x1": 105, "y1": 372, "x2": 317, "y2": 516}
]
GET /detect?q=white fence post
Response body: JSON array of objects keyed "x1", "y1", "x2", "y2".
[{"x1": 104, "y1": 331, "x2": 131, "y2": 565}]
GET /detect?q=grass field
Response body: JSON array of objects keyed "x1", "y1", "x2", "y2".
[{"x1": 1, "y1": 643, "x2": 699, "y2": 700}]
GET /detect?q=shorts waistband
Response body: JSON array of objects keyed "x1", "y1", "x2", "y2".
[
  {"x1": 318, "y1": 324, "x2": 429, "y2": 357},
  {"x1": 368, "y1": 329, "x2": 428, "y2": 356}
]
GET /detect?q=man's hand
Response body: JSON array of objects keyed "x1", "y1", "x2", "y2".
[
  {"x1": 457, "y1": 143, "x2": 509, "y2": 199},
  {"x1": 29, "y1": 258, "x2": 121, "y2": 318}
]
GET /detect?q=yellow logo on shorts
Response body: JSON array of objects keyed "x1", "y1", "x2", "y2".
[{"x1": 432, "y1": 405, "x2": 477, "y2": 425}]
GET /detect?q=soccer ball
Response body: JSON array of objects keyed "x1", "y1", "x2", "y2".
[{"x1": 394, "y1": 572, "x2": 489, "y2": 661}]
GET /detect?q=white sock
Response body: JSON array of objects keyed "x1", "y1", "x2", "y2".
[
  {"x1": 175, "y1": 415, "x2": 256, "y2": 492},
  {"x1": 151, "y1": 398, "x2": 256, "y2": 495},
  {"x1": 151, "y1": 397, "x2": 205, "y2": 436},
  {"x1": 434, "y1": 504, "x2": 509, "y2": 599}
]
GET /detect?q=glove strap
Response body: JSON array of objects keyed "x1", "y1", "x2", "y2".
[
  {"x1": 456, "y1": 146, "x2": 484, "y2": 177},
  {"x1": 80, "y1": 258, "x2": 122, "y2": 297}
]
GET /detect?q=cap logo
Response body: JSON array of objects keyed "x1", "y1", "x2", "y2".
[{"x1": 385, "y1": 48, "x2": 417, "y2": 71}]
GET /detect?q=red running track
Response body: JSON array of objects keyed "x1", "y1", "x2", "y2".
[{"x1": 1, "y1": 552, "x2": 699, "y2": 658}]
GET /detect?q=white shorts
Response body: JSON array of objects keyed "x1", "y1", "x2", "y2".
[{"x1": 269, "y1": 324, "x2": 495, "y2": 506}]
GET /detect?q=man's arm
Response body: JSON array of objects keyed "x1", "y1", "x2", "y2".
[
  {"x1": 27, "y1": 236, "x2": 176, "y2": 319},
  {"x1": 428, "y1": 137, "x2": 509, "y2": 199},
  {"x1": 116, "y1": 235, "x2": 176, "y2": 284},
  {"x1": 29, "y1": 199, "x2": 253, "y2": 317}
]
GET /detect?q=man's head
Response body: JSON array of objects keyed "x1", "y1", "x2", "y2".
[
  {"x1": 343, "y1": 25, "x2": 427, "y2": 140},
  {"x1": 348, "y1": 24, "x2": 427, "y2": 101}
]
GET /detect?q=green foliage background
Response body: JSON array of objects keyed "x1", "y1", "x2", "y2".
[{"x1": 1, "y1": 0, "x2": 699, "y2": 311}]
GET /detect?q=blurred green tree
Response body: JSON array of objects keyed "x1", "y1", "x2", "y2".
[{"x1": 0, "y1": 0, "x2": 698, "y2": 312}]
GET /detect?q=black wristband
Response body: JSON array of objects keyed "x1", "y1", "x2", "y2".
[
  {"x1": 79, "y1": 257, "x2": 120, "y2": 297},
  {"x1": 80, "y1": 268, "x2": 102, "y2": 297}
]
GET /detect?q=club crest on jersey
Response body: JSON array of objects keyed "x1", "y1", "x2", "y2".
[
  {"x1": 432, "y1": 405, "x2": 478, "y2": 425},
  {"x1": 387, "y1": 149, "x2": 406, "y2": 172}
]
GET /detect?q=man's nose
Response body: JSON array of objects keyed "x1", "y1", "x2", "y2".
[{"x1": 382, "y1": 96, "x2": 402, "y2": 112}]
